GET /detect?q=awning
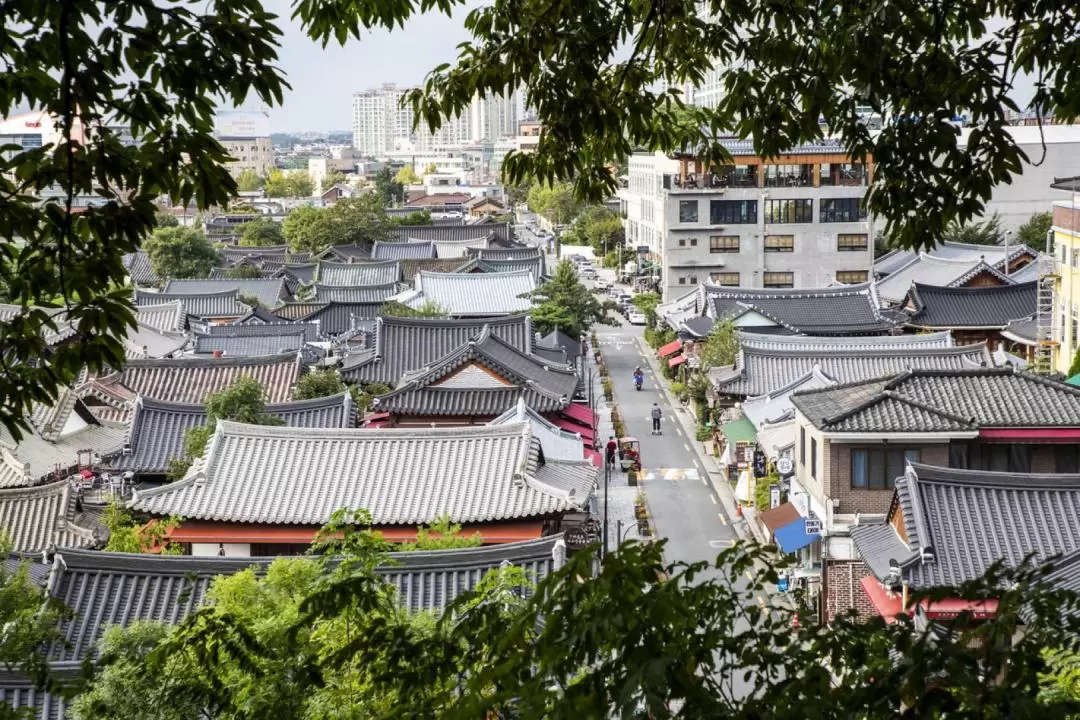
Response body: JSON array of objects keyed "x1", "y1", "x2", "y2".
[
  {"x1": 721, "y1": 417, "x2": 757, "y2": 444},
  {"x1": 659, "y1": 340, "x2": 682, "y2": 358},
  {"x1": 559, "y1": 402, "x2": 595, "y2": 427},
  {"x1": 584, "y1": 448, "x2": 603, "y2": 468},
  {"x1": 773, "y1": 516, "x2": 820, "y2": 553},
  {"x1": 760, "y1": 502, "x2": 801, "y2": 533},
  {"x1": 668, "y1": 354, "x2": 687, "y2": 368},
  {"x1": 1069, "y1": 373, "x2": 1080, "y2": 387},
  {"x1": 552, "y1": 416, "x2": 595, "y2": 442},
  {"x1": 859, "y1": 576, "x2": 904, "y2": 624},
  {"x1": 918, "y1": 597, "x2": 998, "y2": 620}
]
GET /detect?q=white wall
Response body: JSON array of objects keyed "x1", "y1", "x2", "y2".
[{"x1": 191, "y1": 543, "x2": 251, "y2": 558}]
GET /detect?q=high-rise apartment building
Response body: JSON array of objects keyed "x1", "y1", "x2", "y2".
[
  {"x1": 469, "y1": 91, "x2": 518, "y2": 144},
  {"x1": 352, "y1": 84, "x2": 413, "y2": 157}
]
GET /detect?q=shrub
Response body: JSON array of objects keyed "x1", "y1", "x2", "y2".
[
  {"x1": 695, "y1": 426, "x2": 713, "y2": 442},
  {"x1": 670, "y1": 381, "x2": 686, "y2": 398},
  {"x1": 627, "y1": 469, "x2": 637, "y2": 486},
  {"x1": 754, "y1": 477, "x2": 772, "y2": 512},
  {"x1": 601, "y1": 377, "x2": 613, "y2": 401}
]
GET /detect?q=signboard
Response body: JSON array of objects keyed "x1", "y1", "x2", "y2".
[
  {"x1": 775, "y1": 457, "x2": 794, "y2": 477},
  {"x1": 804, "y1": 519, "x2": 821, "y2": 535},
  {"x1": 214, "y1": 110, "x2": 271, "y2": 139},
  {"x1": 769, "y1": 485, "x2": 781, "y2": 509}
]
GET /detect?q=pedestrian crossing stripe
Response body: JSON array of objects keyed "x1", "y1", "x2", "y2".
[{"x1": 640, "y1": 468, "x2": 700, "y2": 482}]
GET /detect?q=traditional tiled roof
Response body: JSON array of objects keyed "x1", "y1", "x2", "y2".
[
  {"x1": 0, "y1": 481, "x2": 99, "y2": 552},
  {"x1": 130, "y1": 421, "x2": 593, "y2": 525},
  {"x1": 371, "y1": 240, "x2": 437, "y2": 260},
  {"x1": 711, "y1": 343, "x2": 992, "y2": 398},
  {"x1": 875, "y1": 254, "x2": 1014, "y2": 305},
  {"x1": 122, "y1": 251, "x2": 160, "y2": 287},
  {"x1": 471, "y1": 256, "x2": 546, "y2": 279},
  {"x1": 874, "y1": 241, "x2": 1038, "y2": 279},
  {"x1": 271, "y1": 301, "x2": 328, "y2": 320},
  {"x1": 219, "y1": 244, "x2": 290, "y2": 264},
  {"x1": 134, "y1": 301, "x2": 186, "y2": 334},
  {"x1": 374, "y1": 326, "x2": 578, "y2": 415},
  {"x1": 431, "y1": 236, "x2": 493, "y2": 259},
  {"x1": 737, "y1": 330, "x2": 953, "y2": 353},
  {"x1": 319, "y1": 243, "x2": 372, "y2": 262},
  {"x1": 466, "y1": 246, "x2": 544, "y2": 262},
  {"x1": 905, "y1": 281, "x2": 1037, "y2": 329},
  {"x1": 202, "y1": 321, "x2": 320, "y2": 342},
  {"x1": 113, "y1": 352, "x2": 301, "y2": 405},
  {"x1": 741, "y1": 367, "x2": 837, "y2": 430},
  {"x1": 703, "y1": 282, "x2": 898, "y2": 335},
  {"x1": 852, "y1": 463, "x2": 1080, "y2": 589},
  {"x1": 414, "y1": 269, "x2": 535, "y2": 316},
  {"x1": 316, "y1": 260, "x2": 401, "y2": 286},
  {"x1": 124, "y1": 320, "x2": 187, "y2": 359},
  {"x1": 399, "y1": 257, "x2": 472, "y2": 282},
  {"x1": 163, "y1": 278, "x2": 289, "y2": 308},
  {"x1": 0, "y1": 305, "x2": 78, "y2": 346},
  {"x1": 312, "y1": 282, "x2": 399, "y2": 303},
  {"x1": 792, "y1": 367, "x2": 1080, "y2": 432},
  {"x1": 1001, "y1": 316, "x2": 1038, "y2": 346},
  {"x1": 387, "y1": 222, "x2": 511, "y2": 245},
  {"x1": 340, "y1": 314, "x2": 534, "y2": 385},
  {"x1": 270, "y1": 262, "x2": 317, "y2": 285},
  {"x1": 302, "y1": 301, "x2": 382, "y2": 335},
  {"x1": 111, "y1": 393, "x2": 355, "y2": 474},
  {"x1": 192, "y1": 332, "x2": 310, "y2": 358},
  {"x1": 134, "y1": 289, "x2": 250, "y2": 320},
  {"x1": 490, "y1": 398, "x2": 586, "y2": 462}
]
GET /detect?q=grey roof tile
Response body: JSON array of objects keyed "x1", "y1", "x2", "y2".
[
  {"x1": 204, "y1": 321, "x2": 320, "y2": 342},
  {"x1": 854, "y1": 463, "x2": 1080, "y2": 590},
  {"x1": 112, "y1": 352, "x2": 301, "y2": 405},
  {"x1": 906, "y1": 281, "x2": 1037, "y2": 329},
  {"x1": 130, "y1": 421, "x2": 593, "y2": 525},
  {"x1": 134, "y1": 301, "x2": 186, "y2": 334},
  {"x1": 415, "y1": 269, "x2": 535, "y2": 316},
  {"x1": 0, "y1": 481, "x2": 98, "y2": 552},
  {"x1": 793, "y1": 367, "x2": 1080, "y2": 432},
  {"x1": 163, "y1": 278, "x2": 290, "y2": 308},
  {"x1": 737, "y1": 330, "x2": 953, "y2": 352},
  {"x1": 489, "y1": 398, "x2": 587, "y2": 462},
  {"x1": 399, "y1": 257, "x2": 472, "y2": 282},
  {"x1": 1001, "y1": 316, "x2": 1037, "y2": 345},
  {"x1": 876, "y1": 254, "x2": 1014, "y2": 305},
  {"x1": 219, "y1": 244, "x2": 289, "y2": 263},
  {"x1": 271, "y1": 301, "x2": 328, "y2": 320},
  {"x1": 134, "y1": 289, "x2": 251, "y2": 320},
  {"x1": 122, "y1": 251, "x2": 160, "y2": 287},
  {"x1": 303, "y1": 301, "x2": 383, "y2": 335},
  {"x1": 371, "y1": 240, "x2": 437, "y2": 260},
  {"x1": 471, "y1": 256, "x2": 546, "y2": 279},
  {"x1": 192, "y1": 332, "x2": 309, "y2": 358},
  {"x1": 387, "y1": 222, "x2": 511, "y2": 245},
  {"x1": 111, "y1": 393, "x2": 355, "y2": 474},
  {"x1": 713, "y1": 343, "x2": 993, "y2": 398},
  {"x1": 320, "y1": 243, "x2": 373, "y2": 261},
  {"x1": 270, "y1": 262, "x2": 317, "y2": 285},
  {"x1": 704, "y1": 282, "x2": 898, "y2": 335},
  {"x1": 341, "y1": 314, "x2": 534, "y2": 385},
  {"x1": 313, "y1": 282, "x2": 399, "y2": 303},
  {"x1": 317, "y1": 260, "x2": 401, "y2": 286}
]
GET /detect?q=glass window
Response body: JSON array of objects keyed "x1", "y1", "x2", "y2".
[
  {"x1": 763, "y1": 272, "x2": 794, "y2": 288},
  {"x1": 710, "y1": 200, "x2": 758, "y2": 224},
  {"x1": 710, "y1": 235, "x2": 740, "y2": 253},
  {"x1": 679, "y1": 200, "x2": 699, "y2": 223},
  {"x1": 764, "y1": 235, "x2": 795, "y2": 253},
  {"x1": 764, "y1": 199, "x2": 813, "y2": 224},
  {"x1": 1056, "y1": 445, "x2": 1080, "y2": 473},
  {"x1": 712, "y1": 272, "x2": 740, "y2": 286},
  {"x1": 837, "y1": 234, "x2": 869, "y2": 252},
  {"x1": 820, "y1": 198, "x2": 867, "y2": 223},
  {"x1": 851, "y1": 448, "x2": 920, "y2": 490},
  {"x1": 800, "y1": 426, "x2": 806, "y2": 465},
  {"x1": 851, "y1": 450, "x2": 868, "y2": 488},
  {"x1": 678, "y1": 277, "x2": 686, "y2": 285},
  {"x1": 811, "y1": 438, "x2": 817, "y2": 477},
  {"x1": 688, "y1": 275, "x2": 698, "y2": 285},
  {"x1": 836, "y1": 270, "x2": 869, "y2": 284}
]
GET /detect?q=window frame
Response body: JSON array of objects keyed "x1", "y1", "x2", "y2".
[
  {"x1": 764, "y1": 198, "x2": 813, "y2": 224},
  {"x1": 836, "y1": 233, "x2": 869, "y2": 252},
  {"x1": 850, "y1": 447, "x2": 920, "y2": 490},
  {"x1": 712, "y1": 272, "x2": 740, "y2": 286},
  {"x1": 764, "y1": 235, "x2": 795, "y2": 253},
  {"x1": 763, "y1": 271, "x2": 795, "y2": 288},
  {"x1": 679, "y1": 200, "x2": 699, "y2": 223},
  {"x1": 709, "y1": 199, "x2": 758, "y2": 225},
  {"x1": 709, "y1": 235, "x2": 740, "y2": 253},
  {"x1": 836, "y1": 270, "x2": 869, "y2": 284},
  {"x1": 820, "y1": 197, "x2": 868, "y2": 223}
]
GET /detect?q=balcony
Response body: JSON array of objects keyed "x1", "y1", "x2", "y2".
[{"x1": 820, "y1": 163, "x2": 868, "y2": 187}]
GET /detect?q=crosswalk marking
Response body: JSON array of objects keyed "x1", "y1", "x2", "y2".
[{"x1": 639, "y1": 468, "x2": 700, "y2": 482}]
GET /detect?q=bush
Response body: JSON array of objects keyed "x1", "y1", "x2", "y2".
[
  {"x1": 597, "y1": 361, "x2": 608, "y2": 378},
  {"x1": 754, "y1": 477, "x2": 772, "y2": 512},
  {"x1": 627, "y1": 469, "x2": 637, "y2": 486},
  {"x1": 670, "y1": 381, "x2": 686, "y2": 398},
  {"x1": 601, "y1": 377, "x2": 613, "y2": 401},
  {"x1": 695, "y1": 426, "x2": 713, "y2": 442}
]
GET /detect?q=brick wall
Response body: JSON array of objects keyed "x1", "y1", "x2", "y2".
[
  {"x1": 825, "y1": 560, "x2": 876, "y2": 622},
  {"x1": 826, "y1": 443, "x2": 949, "y2": 515},
  {"x1": 1055, "y1": 205, "x2": 1080, "y2": 233}
]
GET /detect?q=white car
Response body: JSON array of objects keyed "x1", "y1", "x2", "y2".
[{"x1": 627, "y1": 310, "x2": 646, "y2": 325}]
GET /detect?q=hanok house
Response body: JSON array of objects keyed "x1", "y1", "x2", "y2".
[
  {"x1": 367, "y1": 324, "x2": 580, "y2": 427},
  {"x1": 902, "y1": 281, "x2": 1037, "y2": 352},
  {"x1": 465, "y1": 195, "x2": 507, "y2": 218},
  {"x1": 849, "y1": 463, "x2": 1080, "y2": 625},
  {"x1": 129, "y1": 421, "x2": 596, "y2": 555},
  {"x1": 133, "y1": 288, "x2": 252, "y2": 326},
  {"x1": 789, "y1": 367, "x2": 1080, "y2": 622},
  {"x1": 400, "y1": 269, "x2": 537, "y2": 317},
  {"x1": 0, "y1": 536, "x2": 568, "y2": 716}
]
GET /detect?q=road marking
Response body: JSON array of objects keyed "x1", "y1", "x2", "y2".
[
  {"x1": 718, "y1": 512, "x2": 727, "y2": 525},
  {"x1": 683, "y1": 442, "x2": 691, "y2": 452},
  {"x1": 710, "y1": 494, "x2": 717, "y2": 505},
  {"x1": 674, "y1": 425, "x2": 683, "y2": 436},
  {"x1": 701, "y1": 474, "x2": 708, "y2": 486}
]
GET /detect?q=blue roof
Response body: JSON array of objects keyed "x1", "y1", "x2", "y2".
[{"x1": 773, "y1": 517, "x2": 820, "y2": 553}]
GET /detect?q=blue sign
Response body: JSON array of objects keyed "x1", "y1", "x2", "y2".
[{"x1": 777, "y1": 577, "x2": 789, "y2": 593}]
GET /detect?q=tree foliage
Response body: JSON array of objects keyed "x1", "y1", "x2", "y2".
[
  {"x1": 153, "y1": 212, "x2": 179, "y2": 228},
  {"x1": 526, "y1": 182, "x2": 580, "y2": 225},
  {"x1": 294, "y1": 370, "x2": 347, "y2": 400},
  {"x1": 398, "y1": 515, "x2": 483, "y2": 552},
  {"x1": 101, "y1": 499, "x2": 182, "y2": 555},
  {"x1": 395, "y1": 165, "x2": 421, "y2": 185},
  {"x1": 235, "y1": 169, "x2": 264, "y2": 193},
  {"x1": 1019, "y1": 211, "x2": 1054, "y2": 253},
  {"x1": 379, "y1": 299, "x2": 446, "y2": 318},
  {"x1": 941, "y1": 213, "x2": 1005, "y2": 246},
  {"x1": 373, "y1": 167, "x2": 404, "y2": 206},
  {"x1": 530, "y1": 260, "x2": 617, "y2": 338},
  {"x1": 224, "y1": 265, "x2": 265, "y2": 280},
  {"x1": 423, "y1": 162, "x2": 438, "y2": 175},
  {"x1": 631, "y1": 292, "x2": 660, "y2": 328},
  {"x1": 265, "y1": 170, "x2": 315, "y2": 198},
  {"x1": 389, "y1": 210, "x2": 434, "y2": 226},
  {"x1": 281, "y1": 195, "x2": 391, "y2": 254},
  {"x1": 143, "y1": 227, "x2": 220, "y2": 280},
  {"x1": 322, "y1": 170, "x2": 348, "y2": 191},
  {"x1": 700, "y1": 317, "x2": 740, "y2": 370},
  {"x1": 238, "y1": 218, "x2": 286, "y2": 247},
  {"x1": 281, "y1": 205, "x2": 323, "y2": 253},
  {"x1": 180, "y1": 376, "x2": 285, "y2": 462},
  {"x1": 561, "y1": 206, "x2": 624, "y2": 255}
]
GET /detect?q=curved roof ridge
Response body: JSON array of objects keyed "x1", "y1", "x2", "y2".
[
  {"x1": 742, "y1": 341, "x2": 991, "y2": 360},
  {"x1": 704, "y1": 281, "x2": 874, "y2": 298},
  {"x1": 908, "y1": 461, "x2": 1080, "y2": 490},
  {"x1": 125, "y1": 350, "x2": 301, "y2": 368},
  {"x1": 418, "y1": 268, "x2": 533, "y2": 280},
  {"x1": 911, "y1": 279, "x2": 1038, "y2": 295}
]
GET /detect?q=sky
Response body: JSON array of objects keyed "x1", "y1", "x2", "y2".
[{"x1": 259, "y1": 0, "x2": 478, "y2": 132}]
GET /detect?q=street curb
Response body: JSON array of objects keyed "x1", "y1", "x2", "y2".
[{"x1": 634, "y1": 336, "x2": 756, "y2": 543}]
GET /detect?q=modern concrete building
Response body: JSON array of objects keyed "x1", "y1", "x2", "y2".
[
  {"x1": 352, "y1": 84, "x2": 413, "y2": 157},
  {"x1": 1051, "y1": 177, "x2": 1080, "y2": 375},
  {"x1": 620, "y1": 141, "x2": 875, "y2": 300},
  {"x1": 214, "y1": 110, "x2": 273, "y2": 177}
]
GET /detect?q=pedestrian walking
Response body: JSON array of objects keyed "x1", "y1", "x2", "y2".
[
  {"x1": 650, "y1": 404, "x2": 663, "y2": 435},
  {"x1": 606, "y1": 436, "x2": 618, "y2": 468}
]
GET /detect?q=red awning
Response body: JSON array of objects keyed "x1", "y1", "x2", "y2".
[
  {"x1": 78, "y1": 469, "x2": 94, "y2": 479},
  {"x1": 659, "y1": 340, "x2": 682, "y2": 358},
  {"x1": 859, "y1": 576, "x2": 904, "y2": 624},
  {"x1": 668, "y1": 354, "x2": 687, "y2": 368},
  {"x1": 584, "y1": 448, "x2": 603, "y2": 467},
  {"x1": 559, "y1": 402, "x2": 594, "y2": 426},
  {"x1": 552, "y1": 416, "x2": 595, "y2": 441},
  {"x1": 918, "y1": 597, "x2": 998, "y2": 620}
]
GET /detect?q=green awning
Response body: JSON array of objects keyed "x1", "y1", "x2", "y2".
[
  {"x1": 721, "y1": 417, "x2": 757, "y2": 444},
  {"x1": 1068, "y1": 373, "x2": 1080, "y2": 387}
]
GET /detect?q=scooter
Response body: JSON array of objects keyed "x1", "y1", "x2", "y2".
[{"x1": 634, "y1": 375, "x2": 643, "y2": 391}]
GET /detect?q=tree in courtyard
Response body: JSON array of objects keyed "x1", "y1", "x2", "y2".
[
  {"x1": 176, "y1": 377, "x2": 285, "y2": 474},
  {"x1": 373, "y1": 167, "x2": 404, "y2": 206},
  {"x1": 143, "y1": 227, "x2": 220, "y2": 280},
  {"x1": 100, "y1": 499, "x2": 182, "y2": 555},
  {"x1": 562, "y1": 205, "x2": 624, "y2": 255},
  {"x1": 699, "y1": 317, "x2": 740, "y2": 369},
  {"x1": 389, "y1": 210, "x2": 434, "y2": 226},
  {"x1": 294, "y1": 369, "x2": 347, "y2": 400},
  {"x1": 530, "y1": 260, "x2": 617, "y2": 338},
  {"x1": 378, "y1": 299, "x2": 446, "y2": 318},
  {"x1": 235, "y1": 169, "x2": 264, "y2": 192},
  {"x1": 398, "y1": 515, "x2": 482, "y2": 551},
  {"x1": 423, "y1": 162, "x2": 438, "y2": 175},
  {"x1": 238, "y1": 218, "x2": 285, "y2": 247},
  {"x1": 282, "y1": 205, "x2": 325, "y2": 253},
  {"x1": 941, "y1": 213, "x2": 1005, "y2": 246},
  {"x1": 1019, "y1": 211, "x2": 1054, "y2": 252},
  {"x1": 153, "y1": 212, "x2": 179, "y2": 228},
  {"x1": 224, "y1": 265, "x2": 265, "y2": 280},
  {"x1": 395, "y1": 165, "x2": 421, "y2": 185}
]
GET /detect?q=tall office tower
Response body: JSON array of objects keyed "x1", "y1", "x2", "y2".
[{"x1": 351, "y1": 84, "x2": 415, "y2": 157}]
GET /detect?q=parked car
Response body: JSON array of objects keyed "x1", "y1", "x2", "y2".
[
  {"x1": 595, "y1": 279, "x2": 612, "y2": 292},
  {"x1": 580, "y1": 268, "x2": 598, "y2": 280},
  {"x1": 627, "y1": 310, "x2": 647, "y2": 325}
]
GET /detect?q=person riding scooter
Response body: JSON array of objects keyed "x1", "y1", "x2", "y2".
[{"x1": 633, "y1": 367, "x2": 644, "y2": 391}]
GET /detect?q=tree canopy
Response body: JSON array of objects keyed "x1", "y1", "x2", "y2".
[
  {"x1": 294, "y1": 369, "x2": 348, "y2": 400},
  {"x1": 530, "y1": 260, "x2": 616, "y2": 338},
  {"x1": 322, "y1": 170, "x2": 348, "y2": 191},
  {"x1": 143, "y1": 227, "x2": 220, "y2": 281},
  {"x1": 1019, "y1": 211, "x2": 1054, "y2": 252},
  {"x1": 561, "y1": 206, "x2": 624, "y2": 256},
  {"x1": 527, "y1": 182, "x2": 580, "y2": 226},
  {"x1": 280, "y1": 195, "x2": 391, "y2": 254},
  {"x1": 700, "y1": 317, "x2": 741, "y2": 370},
  {"x1": 941, "y1": 213, "x2": 1005, "y2": 246},
  {"x1": 238, "y1": 218, "x2": 286, "y2": 247},
  {"x1": 373, "y1": 167, "x2": 405, "y2": 206},
  {"x1": 178, "y1": 376, "x2": 285, "y2": 472},
  {"x1": 235, "y1": 169, "x2": 264, "y2": 192},
  {"x1": 265, "y1": 170, "x2": 315, "y2": 198},
  {"x1": 395, "y1": 165, "x2": 421, "y2": 185}
]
